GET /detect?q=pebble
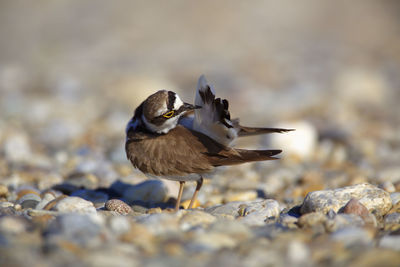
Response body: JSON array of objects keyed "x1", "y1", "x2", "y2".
[
  {"x1": 71, "y1": 189, "x2": 109, "y2": 204},
  {"x1": 287, "y1": 240, "x2": 310, "y2": 266},
  {"x1": 268, "y1": 120, "x2": 317, "y2": 160},
  {"x1": 16, "y1": 193, "x2": 41, "y2": 209},
  {"x1": 331, "y1": 227, "x2": 374, "y2": 247},
  {"x1": 36, "y1": 193, "x2": 56, "y2": 210},
  {"x1": 51, "y1": 196, "x2": 97, "y2": 214},
  {"x1": 341, "y1": 198, "x2": 369, "y2": 217},
  {"x1": 0, "y1": 216, "x2": 28, "y2": 234},
  {"x1": 390, "y1": 192, "x2": 400, "y2": 206},
  {"x1": 109, "y1": 216, "x2": 131, "y2": 235},
  {"x1": 0, "y1": 201, "x2": 14, "y2": 208},
  {"x1": 123, "y1": 180, "x2": 168, "y2": 204},
  {"x1": 0, "y1": 184, "x2": 8, "y2": 197},
  {"x1": 179, "y1": 210, "x2": 217, "y2": 230},
  {"x1": 206, "y1": 199, "x2": 280, "y2": 222},
  {"x1": 379, "y1": 235, "x2": 400, "y2": 251},
  {"x1": 3, "y1": 133, "x2": 32, "y2": 162},
  {"x1": 45, "y1": 214, "x2": 102, "y2": 247},
  {"x1": 384, "y1": 213, "x2": 400, "y2": 229},
  {"x1": 180, "y1": 199, "x2": 200, "y2": 209},
  {"x1": 325, "y1": 214, "x2": 366, "y2": 232},
  {"x1": 105, "y1": 199, "x2": 132, "y2": 215},
  {"x1": 300, "y1": 183, "x2": 392, "y2": 216},
  {"x1": 223, "y1": 190, "x2": 258, "y2": 203}
]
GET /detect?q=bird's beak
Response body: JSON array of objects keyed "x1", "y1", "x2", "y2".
[{"x1": 183, "y1": 103, "x2": 202, "y2": 111}]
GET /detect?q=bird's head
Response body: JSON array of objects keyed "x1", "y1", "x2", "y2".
[{"x1": 141, "y1": 90, "x2": 199, "y2": 134}]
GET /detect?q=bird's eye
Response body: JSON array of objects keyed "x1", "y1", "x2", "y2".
[{"x1": 163, "y1": 110, "x2": 175, "y2": 118}]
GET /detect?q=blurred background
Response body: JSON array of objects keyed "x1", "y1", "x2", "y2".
[{"x1": 0, "y1": 0, "x2": 399, "y2": 191}]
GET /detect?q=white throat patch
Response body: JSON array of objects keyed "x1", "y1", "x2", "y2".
[{"x1": 142, "y1": 113, "x2": 181, "y2": 134}]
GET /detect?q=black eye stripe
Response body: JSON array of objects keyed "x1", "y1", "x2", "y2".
[{"x1": 167, "y1": 91, "x2": 176, "y2": 111}]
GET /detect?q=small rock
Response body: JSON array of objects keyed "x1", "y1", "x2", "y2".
[
  {"x1": 36, "y1": 192, "x2": 56, "y2": 210},
  {"x1": 16, "y1": 188, "x2": 40, "y2": 200},
  {"x1": 0, "y1": 216, "x2": 28, "y2": 234},
  {"x1": 301, "y1": 183, "x2": 392, "y2": 216},
  {"x1": 180, "y1": 199, "x2": 200, "y2": 209},
  {"x1": 223, "y1": 190, "x2": 258, "y2": 203},
  {"x1": 3, "y1": 133, "x2": 32, "y2": 162},
  {"x1": 51, "y1": 196, "x2": 97, "y2": 214},
  {"x1": 16, "y1": 193, "x2": 41, "y2": 209},
  {"x1": 65, "y1": 172, "x2": 99, "y2": 190},
  {"x1": 384, "y1": 213, "x2": 400, "y2": 231},
  {"x1": 287, "y1": 240, "x2": 310, "y2": 266},
  {"x1": 390, "y1": 192, "x2": 400, "y2": 206},
  {"x1": 105, "y1": 199, "x2": 132, "y2": 215},
  {"x1": 136, "y1": 212, "x2": 181, "y2": 234},
  {"x1": 331, "y1": 227, "x2": 374, "y2": 247},
  {"x1": 109, "y1": 216, "x2": 131, "y2": 235},
  {"x1": 379, "y1": 235, "x2": 400, "y2": 251},
  {"x1": 189, "y1": 232, "x2": 237, "y2": 251},
  {"x1": 180, "y1": 210, "x2": 217, "y2": 230},
  {"x1": 123, "y1": 180, "x2": 168, "y2": 204},
  {"x1": 341, "y1": 198, "x2": 369, "y2": 217},
  {"x1": 268, "y1": 120, "x2": 317, "y2": 160},
  {"x1": 206, "y1": 199, "x2": 280, "y2": 223},
  {"x1": 45, "y1": 214, "x2": 102, "y2": 246},
  {"x1": 0, "y1": 184, "x2": 8, "y2": 197},
  {"x1": 298, "y1": 212, "x2": 327, "y2": 228},
  {"x1": 71, "y1": 189, "x2": 108, "y2": 204},
  {"x1": 325, "y1": 214, "x2": 366, "y2": 232},
  {"x1": 380, "y1": 181, "x2": 396, "y2": 193},
  {"x1": 0, "y1": 201, "x2": 14, "y2": 208}
]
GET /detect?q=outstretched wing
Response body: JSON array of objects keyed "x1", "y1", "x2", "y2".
[{"x1": 192, "y1": 75, "x2": 238, "y2": 147}]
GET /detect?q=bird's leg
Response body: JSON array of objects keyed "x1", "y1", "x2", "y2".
[
  {"x1": 188, "y1": 177, "x2": 203, "y2": 209},
  {"x1": 175, "y1": 181, "x2": 185, "y2": 211}
]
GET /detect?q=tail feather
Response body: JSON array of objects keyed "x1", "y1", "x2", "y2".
[
  {"x1": 238, "y1": 126, "x2": 295, "y2": 137},
  {"x1": 210, "y1": 149, "x2": 282, "y2": 166}
]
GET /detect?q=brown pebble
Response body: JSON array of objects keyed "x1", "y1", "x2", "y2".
[
  {"x1": 147, "y1": 207, "x2": 162, "y2": 214},
  {"x1": 44, "y1": 195, "x2": 68, "y2": 210},
  {"x1": 341, "y1": 198, "x2": 369, "y2": 216},
  {"x1": 105, "y1": 199, "x2": 132, "y2": 215},
  {"x1": 0, "y1": 184, "x2": 9, "y2": 197},
  {"x1": 17, "y1": 189, "x2": 40, "y2": 200}
]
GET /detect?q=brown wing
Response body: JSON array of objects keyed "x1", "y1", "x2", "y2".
[
  {"x1": 126, "y1": 125, "x2": 281, "y2": 176},
  {"x1": 126, "y1": 126, "x2": 222, "y2": 176}
]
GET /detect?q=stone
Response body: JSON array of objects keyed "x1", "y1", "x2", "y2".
[
  {"x1": 268, "y1": 120, "x2": 317, "y2": 160},
  {"x1": 109, "y1": 216, "x2": 131, "y2": 235},
  {"x1": 206, "y1": 199, "x2": 281, "y2": 223},
  {"x1": 44, "y1": 214, "x2": 102, "y2": 247},
  {"x1": 3, "y1": 133, "x2": 32, "y2": 162},
  {"x1": 0, "y1": 184, "x2": 8, "y2": 197},
  {"x1": 390, "y1": 192, "x2": 400, "y2": 206},
  {"x1": 223, "y1": 190, "x2": 258, "y2": 202},
  {"x1": 51, "y1": 196, "x2": 97, "y2": 214},
  {"x1": 325, "y1": 214, "x2": 366, "y2": 232},
  {"x1": 71, "y1": 189, "x2": 109, "y2": 204},
  {"x1": 287, "y1": 240, "x2": 310, "y2": 266},
  {"x1": 36, "y1": 192, "x2": 56, "y2": 210},
  {"x1": 105, "y1": 199, "x2": 132, "y2": 215},
  {"x1": 379, "y1": 235, "x2": 400, "y2": 251},
  {"x1": 0, "y1": 201, "x2": 13, "y2": 208},
  {"x1": 180, "y1": 199, "x2": 200, "y2": 209},
  {"x1": 179, "y1": 210, "x2": 217, "y2": 230},
  {"x1": 331, "y1": 227, "x2": 374, "y2": 247},
  {"x1": 123, "y1": 180, "x2": 168, "y2": 204},
  {"x1": 301, "y1": 183, "x2": 392, "y2": 216},
  {"x1": 298, "y1": 212, "x2": 327, "y2": 228},
  {"x1": 341, "y1": 198, "x2": 369, "y2": 217},
  {"x1": 0, "y1": 216, "x2": 27, "y2": 234},
  {"x1": 16, "y1": 193, "x2": 41, "y2": 209}
]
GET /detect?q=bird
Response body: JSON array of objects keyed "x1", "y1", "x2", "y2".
[{"x1": 125, "y1": 75, "x2": 293, "y2": 211}]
